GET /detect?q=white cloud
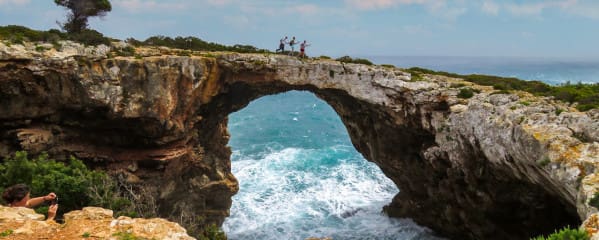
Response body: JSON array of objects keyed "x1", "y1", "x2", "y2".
[
  {"x1": 481, "y1": 1, "x2": 499, "y2": 15},
  {"x1": 345, "y1": 0, "x2": 427, "y2": 11},
  {"x1": 0, "y1": 0, "x2": 29, "y2": 5},
  {"x1": 114, "y1": 0, "x2": 187, "y2": 13},
  {"x1": 344, "y1": 0, "x2": 466, "y2": 20},
  {"x1": 504, "y1": 0, "x2": 577, "y2": 16}
]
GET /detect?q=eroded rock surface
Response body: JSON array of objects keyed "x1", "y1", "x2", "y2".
[
  {"x1": 1, "y1": 41, "x2": 598, "y2": 240},
  {"x1": 0, "y1": 206, "x2": 193, "y2": 239}
]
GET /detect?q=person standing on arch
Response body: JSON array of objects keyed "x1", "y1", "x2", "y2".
[
  {"x1": 288, "y1": 36, "x2": 297, "y2": 56},
  {"x1": 276, "y1": 36, "x2": 288, "y2": 53},
  {"x1": 299, "y1": 40, "x2": 311, "y2": 58}
]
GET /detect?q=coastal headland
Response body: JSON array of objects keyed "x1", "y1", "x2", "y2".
[{"x1": 1, "y1": 41, "x2": 598, "y2": 240}]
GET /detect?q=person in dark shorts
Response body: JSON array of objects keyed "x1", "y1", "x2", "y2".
[{"x1": 276, "y1": 36, "x2": 288, "y2": 53}]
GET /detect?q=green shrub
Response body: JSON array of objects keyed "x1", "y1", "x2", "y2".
[
  {"x1": 0, "y1": 151, "x2": 131, "y2": 218},
  {"x1": 0, "y1": 25, "x2": 110, "y2": 46},
  {"x1": 381, "y1": 64, "x2": 395, "y2": 68},
  {"x1": 115, "y1": 46, "x2": 136, "y2": 57},
  {"x1": 538, "y1": 157, "x2": 551, "y2": 167},
  {"x1": 530, "y1": 226, "x2": 589, "y2": 240},
  {"x1": 67, "y1": 29, "x2": 111, "y2": 46},
  {"x1": 318, "y1": 55, "x2": 331, "y2": 59},
  {"x1": 136, "y1": 35, "x2": 269, "y2": 53},
  {"x1": 197, "y1": 224, "x2": 227, "y2": 240},
  {"x1": 335, "y1": 55, "x2": 373, "y2": 65},
  {"x1": 0, "y1": 229, "x2": 13, "y2": 237},
  {"x1": 589, "y1": 192, "x2": 599, "y2": 209},
  {"x1": 457, "y1": 88, "x2": 475, "y2": 99},
  {"x1": 112, "y1": 231, "x2": 147, "y2": 240}
]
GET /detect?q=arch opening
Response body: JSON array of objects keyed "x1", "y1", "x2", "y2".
[{"x1": 221, "y1": 91, "x2": 442, "y2": 240}]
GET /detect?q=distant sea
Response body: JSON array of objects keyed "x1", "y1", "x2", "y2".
[
  {"x1": 222, "y1": 56, "x2": 599, "y2": 240},
  {"x1": 369, "y1": 56, "x2": 599, "y2": 85}
]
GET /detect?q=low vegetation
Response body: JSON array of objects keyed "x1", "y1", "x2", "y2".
[
  {"x1": 589, "y1": 192, "x2": 599, "y2": 209},
  {"x1": 126, "y1": 35, "x2": 269, "y2": 53},
  {"x1": 335, "y1": 55, "x2": 374, "y2": 65},
  {"x1": 530, "y1": 226, "x2": 589, "y2": 240},
  {"x1": 0, "y1": 25, "x2": 110, "y2": 46},
  {"x1": 0, "y1": 151, "x2": 132, "y2": 218},
  {"x1": 405, "y1": 67, "x2": 599, "y2": 111},
  {"x1": 0, "y1": 25, "x2": 269, "y2": 54}
]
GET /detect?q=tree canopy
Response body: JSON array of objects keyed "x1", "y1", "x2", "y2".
[{"x1": 54, "y1": 0, "x2": 112, "y2": 33}]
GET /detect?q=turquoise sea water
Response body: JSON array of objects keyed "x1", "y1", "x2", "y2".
[{"x1": 222, "y1": 56, "x2": 599, "y2": 240}]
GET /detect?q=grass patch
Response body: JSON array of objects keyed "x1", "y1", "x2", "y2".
[
  {"x1": 112, "y1": 232, "x2": 147, "y2": 240},
  {"x1": 406, "y1": 67, "x2": 599, "y2": 111},
  {"x1": 450, "y1": 83, "x2": 467, "y2": 88},
  {"x1": 381, "y1": 64, "x2": 395, "y2": 68},
  {"x1": 530, "y1": 226, "x2": 589, "y2": 240},
  {"x1": 0, "y1": 229, "x2": 13, "y2": 237},
  {"x1": 491, "y1": 90, "x2": 511, "y2": 95}
]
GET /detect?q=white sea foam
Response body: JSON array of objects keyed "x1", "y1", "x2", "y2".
[{"x1": 223, "y1": 146, "x2": 443, "y2": 240}]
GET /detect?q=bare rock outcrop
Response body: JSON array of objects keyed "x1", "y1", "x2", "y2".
[
  {"x1": 0, "y1": 206, "x2": 194, "y2": 239},
  {"x1": 1, "y1": 41, "x2": 598, "y2": 240}
]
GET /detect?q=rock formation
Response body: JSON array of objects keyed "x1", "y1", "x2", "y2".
[
  {"x1": 0, "y1": 206, "x2": 194, "y2": 239},
  {"x1": 1, "y1": 41, "x2": 598, "y2": 240}
]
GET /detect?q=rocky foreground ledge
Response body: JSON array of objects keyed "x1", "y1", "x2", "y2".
[
  {"x1": 1, "y1": 40, "x2": 599, "y2": 240},
  {"x1": 0, "y1": 206, "x2": 193, "y2": 239}
]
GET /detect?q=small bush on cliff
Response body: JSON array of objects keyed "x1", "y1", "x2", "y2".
[
  {"x1": 588, "y1": 192, "x2": 599, "y2": 209},
  {"x1": 457, "y1": 88, "x2": 475, "y2": 99},
  {"x1": 197, "y1": 224, "x2": 227, "y2": 240},
  {"x1": 335, "y1": 55, "x2": 374, "y2": 65},
  {"x1": 530, "y1": 226, "x2": 589, "y2": 240},
  {"x1": 0, "y1": 151, "x2": 130, "y2": 217}
]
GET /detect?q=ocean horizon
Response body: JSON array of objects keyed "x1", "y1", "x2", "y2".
[{"x1": 368, "y1": 55, "x2": 599, "y2": 85}]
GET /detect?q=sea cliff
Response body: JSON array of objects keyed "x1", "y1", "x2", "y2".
[{"x1": 1, "y1": 41, "x2": 598, "y2": 240}]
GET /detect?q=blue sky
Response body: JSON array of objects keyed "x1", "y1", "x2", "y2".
[{"x1": 1, "y1": 0, "x2": 598, "y2": 58}]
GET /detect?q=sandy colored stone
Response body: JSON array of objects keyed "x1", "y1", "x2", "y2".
[{"x1": 0, "y1": 206, "x2": 194, "y2": 240}]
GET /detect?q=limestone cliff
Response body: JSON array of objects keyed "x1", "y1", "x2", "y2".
[{"x1": 1, "y1": 41, "x2": 598, "y2": 240}]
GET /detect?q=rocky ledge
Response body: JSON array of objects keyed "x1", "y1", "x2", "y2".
[
  {"x1": 1, "y1": 41, "x2": 598, "y2": 240},
  {"x1": 0, "y1": 206, "x2": 193, "y2": 239}
]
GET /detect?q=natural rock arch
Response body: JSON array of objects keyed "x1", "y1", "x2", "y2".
[{"x1": 2, "y1": 44, "x2": 597, "y2": 239}]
